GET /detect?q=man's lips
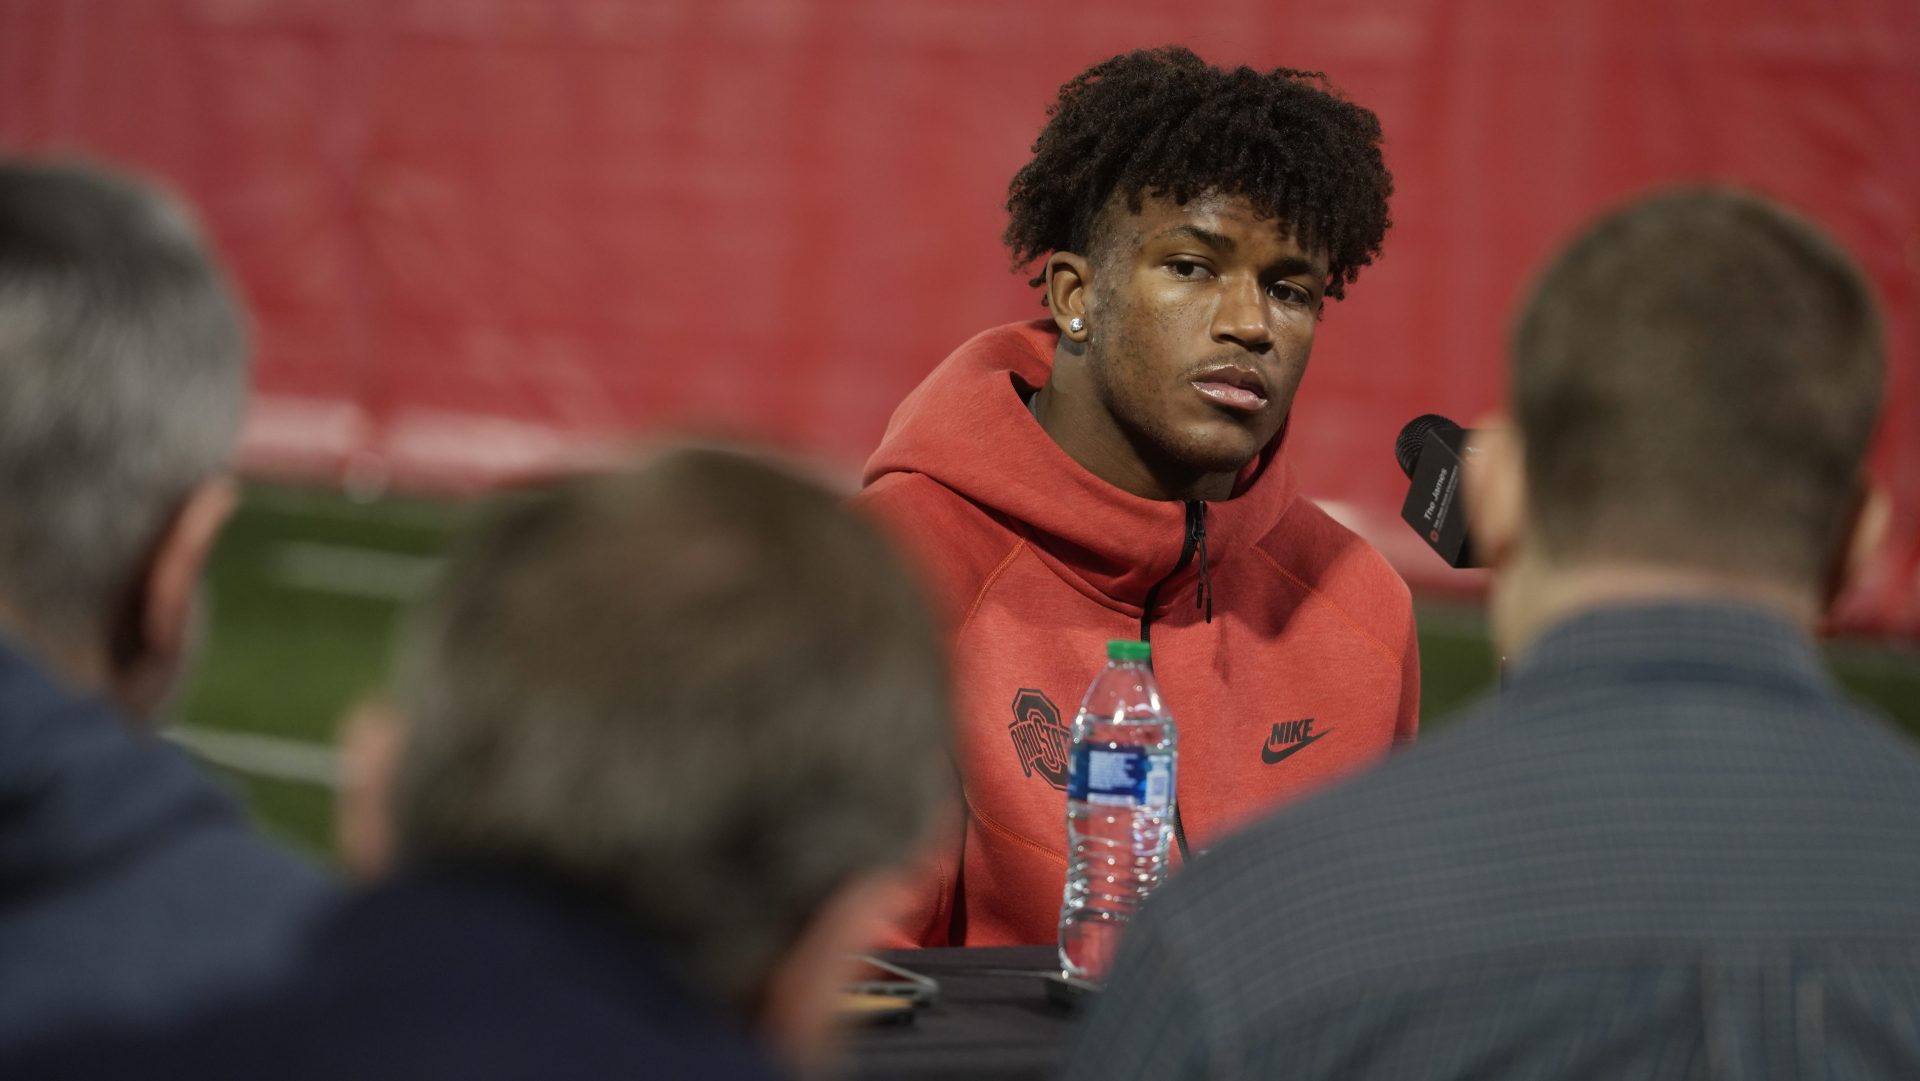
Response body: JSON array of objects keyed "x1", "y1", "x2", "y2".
[{"x1": 1190, "y1": 365, "x2": 1270, "y2": 413}]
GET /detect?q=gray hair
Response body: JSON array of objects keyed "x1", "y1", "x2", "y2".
[
  {"x1": 0, "y1": 160, "x2": 248, "y2": 658},
  {"x1": 393, "y1": 447, "x2": 952, "y2": 1009}
]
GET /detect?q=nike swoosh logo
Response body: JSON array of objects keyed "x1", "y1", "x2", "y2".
[{"x1": 1261, "y1": 731, "x2": 1326, "y2": 765}]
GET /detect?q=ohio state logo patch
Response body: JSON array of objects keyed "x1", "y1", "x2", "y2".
[{"x1": 1008, "y1": 688, "x2": 1069, "y2": 790}]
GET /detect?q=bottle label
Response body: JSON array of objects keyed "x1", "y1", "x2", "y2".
[{"x1": 1067, "y1": 746, "x2": 1174, "y2": 809}]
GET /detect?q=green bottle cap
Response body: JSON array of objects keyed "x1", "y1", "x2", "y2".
[{"x1": 1107, "y1": 639, "x2": 1152, "y2": 662}]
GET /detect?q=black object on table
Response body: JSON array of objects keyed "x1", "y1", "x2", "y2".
[{"x1": 839, "y1": 946, "x2": 1081, "y2": 1081}]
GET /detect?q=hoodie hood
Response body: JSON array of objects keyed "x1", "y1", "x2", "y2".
[{"x1": 863, "y1": 320, "x2": 1300, "y2": 607}]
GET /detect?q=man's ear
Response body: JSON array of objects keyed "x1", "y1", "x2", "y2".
[
  {"x1": 755, "y1": 868, "x2": 912, "y2": 1077},
  {"x1": 337, "y1": 695, "x2": 407, "y2": 881},
  {"x1": 1824, "y1": 477, "x2": 1891, "y2": 613},
  {"x1": 114, "y1": 477, "x2": 236, "y2": 719},
  {"x1": 1463, "y1": 413, "x2": 1527, "y2": 571},
  {"x1": 1046, "y1": 251, "x2": 1093, "y2": 345}
]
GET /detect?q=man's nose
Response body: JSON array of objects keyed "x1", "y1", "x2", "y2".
[{"x1": 1211, "y1": 276, "x2": 1273, "y2": 351}]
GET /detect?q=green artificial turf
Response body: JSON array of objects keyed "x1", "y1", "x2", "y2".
[
  {"x1": 176, "y1": 484, "x2": 468, "y2": 859},
  {"x1": 179, "y1": 484, "x2": 1920, "y2": 861}
]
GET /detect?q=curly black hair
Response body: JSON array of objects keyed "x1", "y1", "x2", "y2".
[{"x1": 1005, "y1": 47, "x2": 1392, "y2": 302}]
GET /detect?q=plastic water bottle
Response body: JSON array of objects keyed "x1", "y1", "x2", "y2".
[{"x1": 1058, "y1": 639, "x2": 1177, "y2": 982}]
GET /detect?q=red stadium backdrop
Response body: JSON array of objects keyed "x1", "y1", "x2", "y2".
[{"x1": 2, "y1": 0, "x2": 1916, "y2": 635}]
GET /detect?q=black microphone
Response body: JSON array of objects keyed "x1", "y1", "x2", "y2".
[{"x1": 1395, "y1": 414, "x2": 1481, "y2": 568}]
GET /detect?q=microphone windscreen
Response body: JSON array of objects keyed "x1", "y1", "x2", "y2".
[{"x1": 1395, "y1": 414, "x2": 1462, "y2": 478}]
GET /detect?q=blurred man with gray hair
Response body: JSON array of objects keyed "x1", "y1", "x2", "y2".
[
  {"x1": 1067, "y1": 188, "x2": 1920, "y2": 1079},
  {"x1": 0, "y1": 160, "x2": 330, "y2": 1047},
  {"x1": 15, "y1": 447, "x2": 954, "y2": 1079}
]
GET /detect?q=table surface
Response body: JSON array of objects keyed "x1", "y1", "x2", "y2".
[{"x1": 838, "y1": 946, "x2": 1083, "y2": 1081}]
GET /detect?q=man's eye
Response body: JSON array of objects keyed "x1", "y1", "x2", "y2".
[
  {"x1": 1270, "y1": 282, "x2": 1312, "y2": 306},
  {"x1": 1167, "y1": 260, "x2": 1209, "y2": 280}
]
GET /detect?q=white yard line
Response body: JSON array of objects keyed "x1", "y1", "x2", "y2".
[
  {"x1": 170, "y1": 726, "x2": 340, "y2": 788},
  {"x1": 267, "y1": 542, "x2": 443, "y2": 602}
]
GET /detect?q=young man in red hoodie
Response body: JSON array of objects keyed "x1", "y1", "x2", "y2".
[{"x1": 858, "y1": 47, "x2": 1415, "y2": 947}]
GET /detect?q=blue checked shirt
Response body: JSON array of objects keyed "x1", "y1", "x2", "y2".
[{"x1": 1064, "y1": 602, "x2": 1920, "y2": 1080}]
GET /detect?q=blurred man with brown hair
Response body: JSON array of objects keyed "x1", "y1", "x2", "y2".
[
  {"x1": 14, "y1": 447, "x2": 953, "y2": 1080},
  {"x1": 1067, "y1": 189, "x2": 1920, "y2": 1079},
  {"x1": 0, "y1": 159, "x2": 330, "y2": 1049}
]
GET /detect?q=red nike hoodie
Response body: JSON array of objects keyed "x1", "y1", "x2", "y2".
[{"x1": 858, "y1": 320, "x2": 1419, "y2": 947}]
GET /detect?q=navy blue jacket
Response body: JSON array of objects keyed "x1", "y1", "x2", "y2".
[
  {"x1": 1068, "y1": 603, "x2": 1920, "y2": 1080},
  {"x1": 0, "y1": 637, "x2": 332, "y2": 1048},
  {"x1": 11, "y1": 868, "x2": 792, "y2": 1081}
]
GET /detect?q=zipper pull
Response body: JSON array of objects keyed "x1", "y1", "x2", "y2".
[{"x1": 1187, "y1": 500, "x2": 1213, "y2": 624}]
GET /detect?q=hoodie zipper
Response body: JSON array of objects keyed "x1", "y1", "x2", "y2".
[{"x1": 1138, "y1": 499, "x2": 1211, "y2": 865}]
